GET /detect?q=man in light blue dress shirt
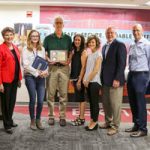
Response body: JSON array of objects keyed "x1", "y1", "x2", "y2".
[{"x1": 125, "y1": 24, "x2": 150, "y2": 137}]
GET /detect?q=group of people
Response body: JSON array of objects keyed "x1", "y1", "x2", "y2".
[{"x1": 0, "y1": 16, "x2": 150, "y2": 138}]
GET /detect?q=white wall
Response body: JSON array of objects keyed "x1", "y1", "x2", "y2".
[
  {"x1": 0, "y1": 5, "x2": 40, "y2": 102},
  {"x1": 0, "y1": 5, "x2": 40, "y2": 42}
]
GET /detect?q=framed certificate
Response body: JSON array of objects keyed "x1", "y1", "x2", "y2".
[{"x1": 50, "y1": 50, "x2": 67, "y2": 62}]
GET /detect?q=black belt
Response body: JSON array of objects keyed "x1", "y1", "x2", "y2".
[
  {"x1": 130, "y1": 71, "x2": 149, "y2": 74},
  {"x1": 53, "y1": 63, "x2": 65, "y2": 67}
]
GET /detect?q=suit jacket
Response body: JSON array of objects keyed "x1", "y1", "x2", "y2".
[
  {"x1": 101, "y1": 39, "x2": 127, "y2": 86},
  {"x1": 0, "y1": 42, "x2": 22, "y2": 84}
]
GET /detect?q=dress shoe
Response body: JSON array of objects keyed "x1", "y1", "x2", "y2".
[
  {"x1": 99, "y1": 123, "x2": 111, "y2": 129},
  {"x1": 85, "y1": 124, "x2": 98, "y2": 131},
  {"x1": 130, "y1": 130, "x2": 147, "y2": 138},
  {"x1": 59, "y1": 119, "x2": 66, "y2": 127},
  {"x1": 30, "y1": 119, "x2": 37, "y2": 130},
  {"x1": 125, "y1": 126, "x2": 138, "y2": 133},
  {"x1": 84, "y1": 126, "x2": 89, "y2": 130},
  {"x1": 48, "y1": 118, "x2": 55, "y2": 126},
  {"x1": 5, "y1": 128, "x2": 13, "y2": 134},
  {"x1": 107, "y1": 128, "x2": 118, "y2": 136},
  {"x1": 36, "y1": 120, "x2": 44, "y2": 130},
  {"x1": 11, "y1": 122, "x2": 18, "y2": 127}
]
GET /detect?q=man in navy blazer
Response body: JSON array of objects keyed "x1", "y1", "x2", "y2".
[{"x1": 100, "y1": 27, "x2": 127, "y2": 136}]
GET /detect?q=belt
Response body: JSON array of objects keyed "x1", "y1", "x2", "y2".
[
  {"x1": 130, "y1": 71, "x2": 149, "y2": 74},
  {"x1": 53, "y1": 63, "x2": 65, "y2": 67},
  {"x1": 24, "y1": 73, "x2": 33, "y2": 77}
]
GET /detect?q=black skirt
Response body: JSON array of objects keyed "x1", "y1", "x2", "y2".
[{"x1": 73, "y1": 81, "x2": 85, "y2": 102}]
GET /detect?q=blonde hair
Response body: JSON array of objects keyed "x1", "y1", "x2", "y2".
[{"x1": 27, "y1": 30, "x2": 42, "y2": 51}]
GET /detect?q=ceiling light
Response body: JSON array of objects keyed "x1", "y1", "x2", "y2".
[{"x1": 145, "y1": 1, "x2": 150, "y2": 6}]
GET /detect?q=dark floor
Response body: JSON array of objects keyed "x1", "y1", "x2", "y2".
[{"x1": 0, "y1": 113, "x2": 150, "y2": 150}]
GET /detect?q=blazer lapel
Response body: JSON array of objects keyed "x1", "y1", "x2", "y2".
[
  {"x1": 102, "y1": 45, "x2": 107, "y2": 60},
  {"x1": 105, "y1": 39, "x2": 116, "y2": 60},
  {"x1": 3, "y1": 43, "x2": 14, "y2": 59}
]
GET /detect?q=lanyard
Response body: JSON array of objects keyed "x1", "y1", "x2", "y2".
[{"x1": 33, "y1": 49, "x2": 38, "y2": 58}]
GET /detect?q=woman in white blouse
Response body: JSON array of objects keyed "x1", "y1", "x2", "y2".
[
  {"x1": 22, "y1": 30, "x2": 48, "y2": 130},
  {"x1": 83, "y1": 35, "x2": 102, "y2": 131}
]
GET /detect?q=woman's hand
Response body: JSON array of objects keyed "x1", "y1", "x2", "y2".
[
  {"x1": 83, "y1": 80, "x2": 89, "y2": 88},
  {"x1": 76, "y1": 80, "x2": 81, "y2": 91},
  {"x1": 39, "y1": 70, "x2": 49, "y2": 78},
  {"x1": 0, "y1": 84, "x2": 4, "y2": 93},
  {"x1": 18, "y1": 81, "x2": 21, "y2": 88}
]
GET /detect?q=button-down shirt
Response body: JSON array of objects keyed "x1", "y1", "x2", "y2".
[
  {"x1": 129, "y1": 37, "x2": 150, "y2": 72},
  {"x1": 103, "y1": 40, "x2": 113, "y2": 59}
]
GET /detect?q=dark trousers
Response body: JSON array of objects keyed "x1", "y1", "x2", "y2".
[
  {"x1": 1, "y1": 81, "x2": 18, "y2": 129},
  {"x1": 25, "y1": 75, "x2": 45, "y2": 120},
  {"x1": 87, "y1": 82, "x2": 100, "y2": 122},
  {"x1": 127, "y1": 71, "x2": 149, "y2": 132}
]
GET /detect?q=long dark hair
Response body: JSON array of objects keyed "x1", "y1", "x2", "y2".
[{"x1": 72, "y1": 34, "x2": 85, "y2": 54}]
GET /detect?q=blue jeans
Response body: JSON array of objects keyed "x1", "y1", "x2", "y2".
[
  {"x1": 127, "y1": 71, "x2": 149, "y2": 132},
  {"x1": 25, "y1": 75, "x2": 45, "y2": 120}
]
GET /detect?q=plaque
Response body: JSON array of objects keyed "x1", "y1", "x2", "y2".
[{"x1": 50, "y1": 50, "x2": 67, "y2": 62}]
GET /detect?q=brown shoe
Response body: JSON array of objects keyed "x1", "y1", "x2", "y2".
[
  {"x1": 36, "y1": 120, "x2": 44, "y2": 130},
  {"x1": 59, "y1": 119, "x2": 66, "y2": 126},
  {"x1": 30, "y1": 119, "x2": 37, "y2": 130},
  {"x1": 130, "y1": 130, "x2": 147, "y2": 138},
  {"x1": 48, "y1": 118, "x2": 55, "y2": 126},
  {"x1": 125, "y1": 126, "x2": 138, "y2": 133},
  {"x1": 107, "y1": 128, "x2": 118, "y2": 136},
  {"x1": 99, "y1": 123, "x2": 111, "y2": 129}
]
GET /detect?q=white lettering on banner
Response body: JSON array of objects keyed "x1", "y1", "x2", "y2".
[{"x1": 122, "y1": 109, "x2": 130, "y2": 117}]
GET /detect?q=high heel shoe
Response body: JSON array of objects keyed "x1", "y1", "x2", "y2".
[
  {"x1": 84, "y1": 126, "x2": 89, "y2": 130},
  {"x1": 85, "y1": 124, "x2": 98, "y2": 131}
]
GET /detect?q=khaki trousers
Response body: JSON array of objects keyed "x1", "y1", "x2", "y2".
[
  {"x1": 47, "y1": 65, "x2": 69, "y2": 119},
  {"x1": 102, "y1": 85, "x2": 123, "y2": 129}
]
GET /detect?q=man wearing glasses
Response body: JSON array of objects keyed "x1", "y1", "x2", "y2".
[{"x1": 44, "y1": 16, "x2": 72, "y2": 126}]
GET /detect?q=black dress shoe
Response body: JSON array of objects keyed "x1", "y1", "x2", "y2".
[
  {"x1": 125, "y1": 126, "x2": 138, "y2": 132},
  {"x1": 84, "y1": 126, "x2": 89, "y2": 130},
  {"x1": 85, "y1": 124, "x2": 98, "y2": 131},
  {"x1": 11, "y1": 123, "x2": 18, "y2": 127},
  {"x1": 59, "y1": 119, "x2": 66, "y2": 127},
  {"x1": 130, "y1": 130, "x2": 147, "y2": 138},
  {"x1": 5, "y1": 128, "x2": 13, "y2": 134}
]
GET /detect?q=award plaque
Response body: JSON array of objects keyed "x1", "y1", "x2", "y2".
[{"x1": 50, "y1": 50, "x2": 67, "y2": 62}]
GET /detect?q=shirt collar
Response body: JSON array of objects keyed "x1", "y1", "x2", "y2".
[
  {"x1": 135, "y1": 37, "x2": 145, "y2": 44},
  {"x1": 106, "y1": 39, "x2": 115, "y2": 46},
  {"x1": 53, "y1": 32, "x2": 65, "y2": 38}
]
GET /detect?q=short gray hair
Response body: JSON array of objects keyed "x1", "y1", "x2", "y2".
[{"x1": 1, "y1": 27, "x2": 15, "y2": 37}]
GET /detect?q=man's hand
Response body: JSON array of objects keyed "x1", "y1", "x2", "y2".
[
  {"x1": 0, "y1": 84, "x2": 4, "y2": 93},
  {"x1": 112, "y1": 80, "x2": 120, "y2": 88},
  {"x1": 59, "y1": 61, "x2": 69, "y2": 66}
]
